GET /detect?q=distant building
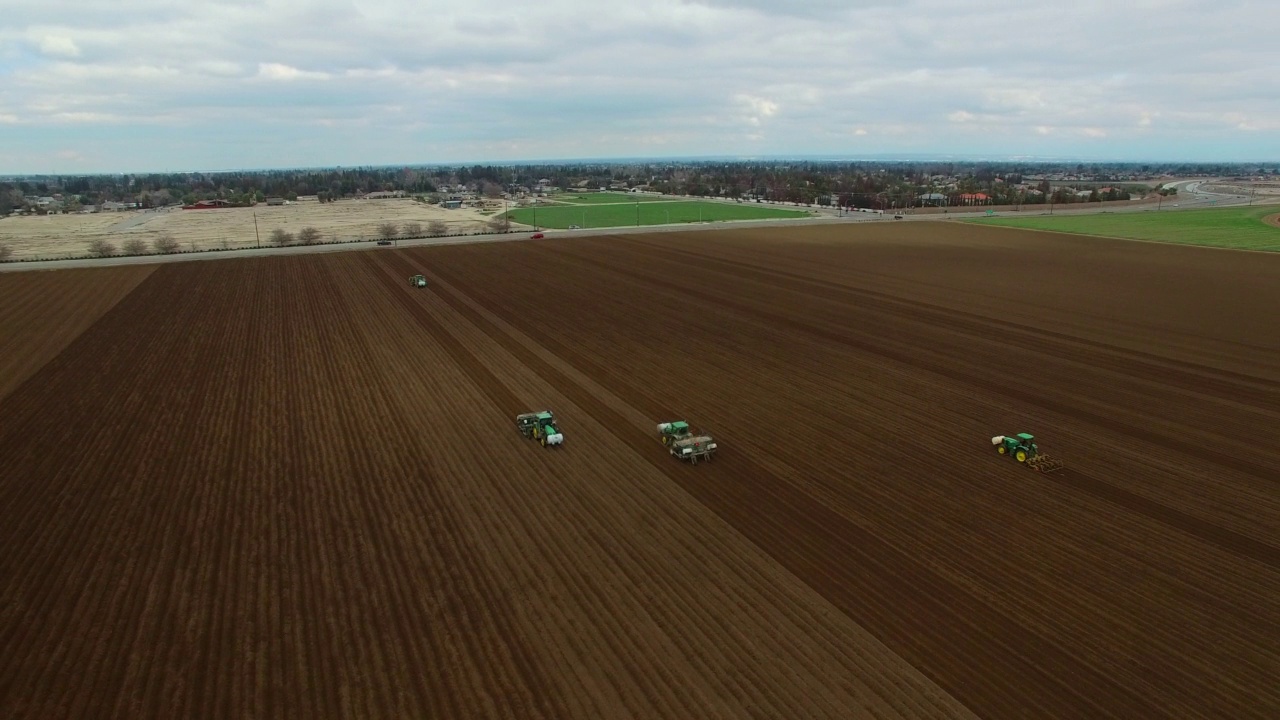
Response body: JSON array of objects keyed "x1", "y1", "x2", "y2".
[
  {"x1": 364, "y1": 190, "x2": 406, "y2": 199},
  {"x1": 182, "y1": 199, "x2": 234, "y2": 210},
  {"x1": 265, "y1": 197, "x2": 286, "y2": 206},
  {"x1": 442, "y1": 200, "x2": 462, "y2": 209}
]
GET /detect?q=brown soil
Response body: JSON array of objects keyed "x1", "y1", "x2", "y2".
[
  {"x1": 0, "y1": 265, "x2": 154, "y2": 398},
  {"x1": 2, "y1": 221, "x2": 1278, "y2": 719},
  {"x1": 1263, "y1": 212, "x2": 1280, "y2": 228}
]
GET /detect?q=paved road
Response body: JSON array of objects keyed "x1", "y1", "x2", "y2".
[{"x1": 0, "y1": 216, "x2": 868, "y2": 272}]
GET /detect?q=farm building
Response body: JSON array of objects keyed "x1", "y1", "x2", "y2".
[{"x1": 183, "y1": 199, "x2": 234, "y2": 210}]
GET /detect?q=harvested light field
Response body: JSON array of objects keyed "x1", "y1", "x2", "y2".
[
  {"x1": 2, "y1": 222, "x2": 1278, "y2": 719},
  {"x1": 0, "y1": 198, "x2": 495, "y2": 260}
]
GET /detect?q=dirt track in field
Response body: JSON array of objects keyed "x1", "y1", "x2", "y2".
[
  {"x1": 1264, "y1": 212, "x2": 1280, "y2": 228},
  {"x1": 1, "y1": 221, "x2": 1278, "y2": 719}
]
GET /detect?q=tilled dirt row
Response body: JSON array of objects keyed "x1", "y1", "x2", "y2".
[
  {"x1": 0, "y1": 265, "x2": 155, "y2": 399},
  {"x1": 1, "y1": 220, "x2": 1277, "y2": 719},
  {"x1": 409, "y1": 223, "x2": 1280, "y2": 719}
]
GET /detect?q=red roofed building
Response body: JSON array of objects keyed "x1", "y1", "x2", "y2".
[
  {"x1": 182, "y1": 199, "x2": 234, "y2": 210},
  {"x1": 958, "y1": 193, "x2": 991, "y2": 205}
]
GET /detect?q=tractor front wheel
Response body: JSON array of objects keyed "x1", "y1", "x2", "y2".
[
  {"x1": 997, "y1": 445, "x2": 1007, "y2": 455},
  {"x1": 661, "y1": 436, "x2": 669, "y2": 445},
  {"x1": 1015, "y1": 449, "x2": 1028, "y2": 463},
  {"x1": 540, "y1": 437, "x2": 546, "y2": 447}
]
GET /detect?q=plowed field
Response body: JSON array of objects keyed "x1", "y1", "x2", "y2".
[{"x1": 2, "y1": 221, "x2": 1278, "y2": 719}]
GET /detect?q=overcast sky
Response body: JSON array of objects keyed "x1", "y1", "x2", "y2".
[{"x1": 2, "y1": 0, "x2": 1278, "y2": 173}]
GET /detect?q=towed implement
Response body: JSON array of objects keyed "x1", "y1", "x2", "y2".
[
  {"x1": 657, "y1": 421, "x2": 717, "y2": 464},
  {"x1": 992, "y1": 433, "x2": 1064, "y2": 473},
  {"x1": 517, "y1": 410, "x2": 563, "y2": 448}
]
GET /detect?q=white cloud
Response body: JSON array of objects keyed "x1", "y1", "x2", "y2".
[
  {"x1": 256, "y1": 63, "x2": 330, "y2": 81},
  {"x1": 0, "y1": 0, "x2": 1275, "y2": 171},
  {"x1": 37, "y1": 35, "x2": 79, "y2": 57}
]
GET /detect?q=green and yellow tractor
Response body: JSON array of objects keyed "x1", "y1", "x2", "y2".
[
  {"x1": 991, "y1": 433, "x2": 1064, "y2": 473},
  {"x1": 517, "y1": 410, "x2": 563, "y2": 448},
  {"x1": 657, "y1": 420, "x2": 718, "y2": 464},
  {"x1": 409, "y1": 274, "x2": 428, "y2": 288}
]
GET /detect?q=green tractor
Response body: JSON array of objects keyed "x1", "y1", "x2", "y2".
[
  {"x1": 657, "y1": 420, "x2": 717, "y2": 464},
  {"x1": 409, "y1": 274, "x2": 428, "y2": 288},
  {"x1": 991, "y1": 433, "x2": 1064, "y2": 473},
  {"x1": 516, "y1": 410, "x2": 563, "y2": 448}
]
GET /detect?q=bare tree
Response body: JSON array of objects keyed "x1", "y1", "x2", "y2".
[
  {"x1": 486, "y1": 215, "x2": 511, "y2": 233},
  {"x1": 0, "y1": 243, "x2": 12, "y2": 262},
  {"x1": 270, "y1": 228, "x2": 294, "y2": 246},
  {"x1": 153, "y1": 234, "x2": 180, "y2": 253},
  {"x1": 427, "y1": 219, "x2": 448, "y2": 236},
  {"x1": 297, "y1": 227, "x2": 322, "y2": 245},
  {"x1": 403, "y1": 221, "x2": 422, "y2": 237},
  {"x1": 121, "y1": 238, "x2": 148, "y2": 255},
  {"x1": 378, "y1": 222, "x2": 399, "y2": 239},
  {"x1": 87, "y1": 239, "x2": 117, "y2": 257}
]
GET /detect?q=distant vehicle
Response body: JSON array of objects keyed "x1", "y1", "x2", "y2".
[
  {"x1": 377, "y1": 239, "x2": 393, "y2": 246},
  {"x1": 409, "y1": 274, "x2": 427, "y2": 288},
  {"x1": 893, "y1": 214, "x2": 904, "y2": 220},
  {"x1": 530, "y1": 232, "x2": 545, "y2": 239},
  {"x1": 568, "y1": 225, "x2": 580, "y2": 230}
]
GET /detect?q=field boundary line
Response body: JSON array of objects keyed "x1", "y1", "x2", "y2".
[{"x1": 963, "y1": 218, "x2": 1280, "y2": 254}]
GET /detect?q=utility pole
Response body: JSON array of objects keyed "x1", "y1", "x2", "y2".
[
  {"x1": 636, "y1": 201, "x2": 640, "y2": 227},
  {"x1": 253, "y1": 211, "x2": 261, "y2": 248}
]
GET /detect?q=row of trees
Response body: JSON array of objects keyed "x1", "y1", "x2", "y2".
[
  {"x1": 70, "y1": 215, "x2": 516, "y2": 258},
  {"x1": 85, "y1": 235, "x2": 181, "y2": 257},
  {"x1": 262, "y1": 215, "x2": 512, "y2": 246}
]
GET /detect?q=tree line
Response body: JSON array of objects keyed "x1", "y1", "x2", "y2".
[{"x1": 2, "y1": 160, "x2": 1274, "y2": 215}]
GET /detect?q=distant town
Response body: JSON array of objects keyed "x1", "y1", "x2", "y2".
[{"x1": 3, "y1": 160, "x2": 1277, "y2": 217}]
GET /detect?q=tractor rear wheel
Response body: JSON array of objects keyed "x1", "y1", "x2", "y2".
[{"x1": 1015, "y1": 449, "x2": 1028, "y2": 463}]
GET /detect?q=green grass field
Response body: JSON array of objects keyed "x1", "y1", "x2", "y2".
[
  {"x1": 505, "y1": 201, "x2": 812, "y2": 229},
  {"x1": 966, "y1": 205, "x2": 1280, "y2": 251},
  {"x1": 546, "y1": 192, "x2": 670, "y2": 205}
]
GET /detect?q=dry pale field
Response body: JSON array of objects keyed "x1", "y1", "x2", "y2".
[{"x1": 0, "y1": 198, "x2": 503, "y2": 260}]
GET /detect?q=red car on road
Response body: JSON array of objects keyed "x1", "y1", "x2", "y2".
[{"x1": 530, "y1": 232, "x2": 545, "y2": 239}]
